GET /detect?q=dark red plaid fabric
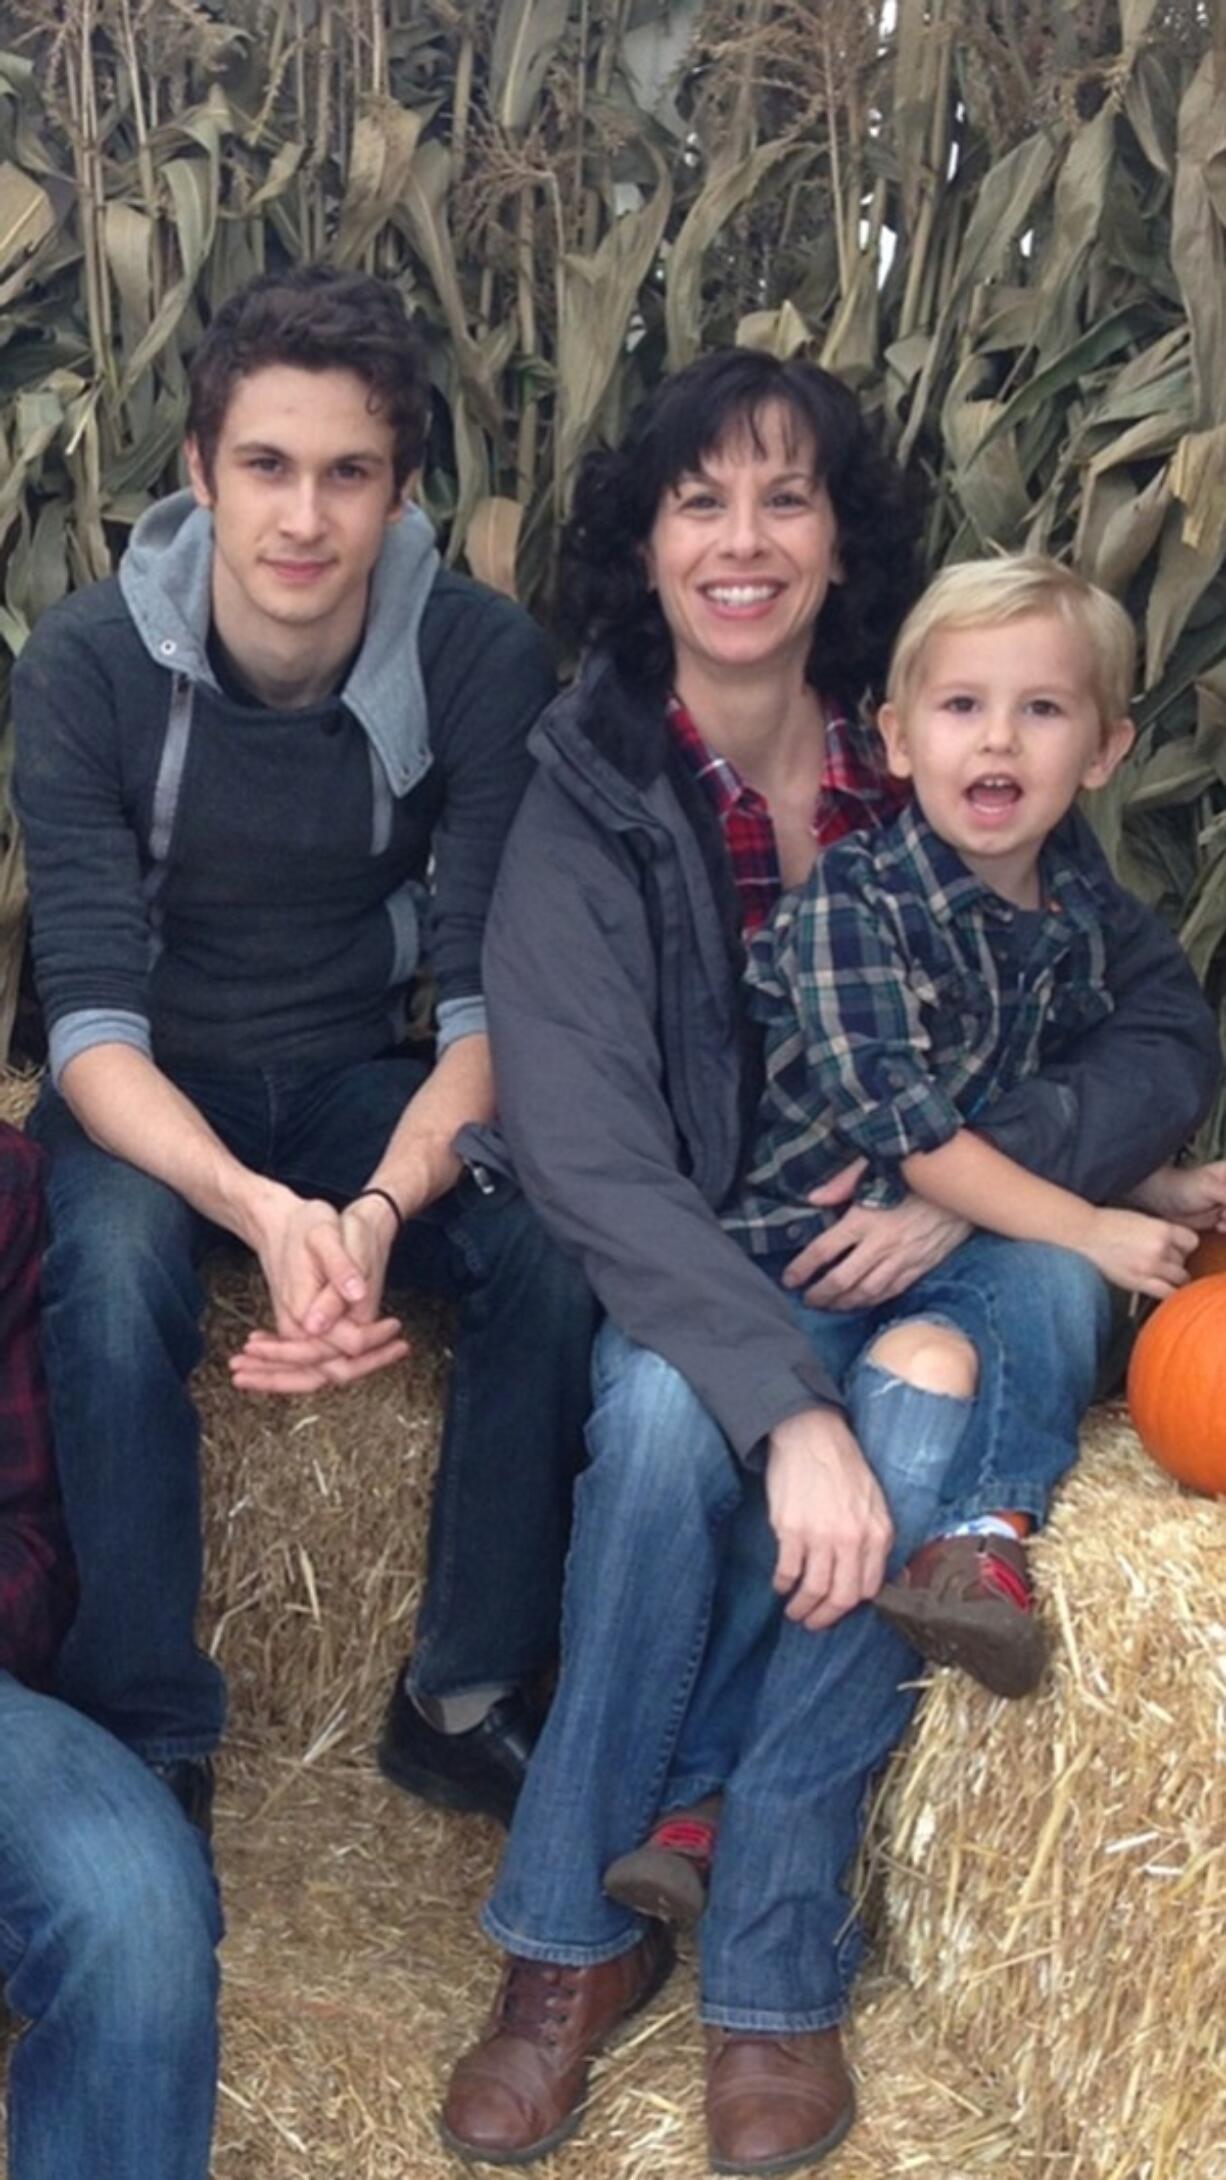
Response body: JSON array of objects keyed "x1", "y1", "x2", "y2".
[
  {"x1": 0, "y1": 1124, "x2": 76, "y2": 1685},
  {"x1": 667, "y1": 697, "x2": 909, "y2": 933}
]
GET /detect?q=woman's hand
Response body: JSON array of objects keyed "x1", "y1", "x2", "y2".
[
  {"x1": 765, "y1": 1408, "x2": 893, "y2": 1631},
  {"x1": 781, "y1": 1160, "x2": 970, "y2": 1309},
  {"x1": 1126, "y1": 1159, "x2": 1226, "y2": 1230}
]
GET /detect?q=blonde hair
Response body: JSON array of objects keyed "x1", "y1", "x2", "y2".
[{"x1": 886, "y1": 556, "x2": 1136, "y2": 731}]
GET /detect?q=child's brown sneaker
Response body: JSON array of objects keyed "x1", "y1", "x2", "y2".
[
  {"x1": 603, "y1": 1796, "x2": 721, "y2": 1927},
  {"x1": 874, "y1": 1534, "x2": 1046, "y2": 1697}
]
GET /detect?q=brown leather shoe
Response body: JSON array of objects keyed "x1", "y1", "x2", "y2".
[
  {"x1": 705, "y1": 2026, "x2": 855, "y2": 2175},
  {"x1": 874, "y1": 1532, "x2": 1046, "y2": 1697},
  {"x1": 439, "y1": 1927, "x2": 674, "y2": 2164}
]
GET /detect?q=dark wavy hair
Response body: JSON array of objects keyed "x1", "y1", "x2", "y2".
[
  {"x1": 186, "y1": 264, "x2": 429, "y2": 493},
  {"x1": 559, "y1": 348, "x2": 924, "y2": 713}
]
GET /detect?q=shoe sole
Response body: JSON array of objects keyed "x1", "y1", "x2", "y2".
[
  {"x1": 874, "y1": 1585, "x2": 1046, "y2": 1698},
  {"x1": 375, "y1": 1740, "x2": 515, "y2": 1828},
  {"x1": 437, "y1": 1937, "x2": 676, "y2": 2167},
  {"x1": 709, "y1": 2089, "x2": 856, "y2": 2176},
  {"x1": 604, "y1": 1845, "x2": 708, "y2": 1928}
]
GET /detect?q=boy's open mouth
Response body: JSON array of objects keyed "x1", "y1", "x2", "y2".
[{"x1": 966, "y1": 776, "x2": 1022, "y2": 811}]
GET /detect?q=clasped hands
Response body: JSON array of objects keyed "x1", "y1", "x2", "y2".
[{"x1": 228, "y1": 1186, "x2": 409, "y2": 1395}]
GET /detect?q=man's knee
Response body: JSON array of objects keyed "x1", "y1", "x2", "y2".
[
  {"x1": 55, "y1": 1806, "x2": 220, "y2": 2010},
  {"x1": 867, "y1": 1319, "x2": 979, "y2": 1400},
  {"x1": 42, "y1": 1177, "x2": 203, "y2": 1366},
  {"x1": 2, "y1": 1770, "x2": 219, "y2": 2046}
]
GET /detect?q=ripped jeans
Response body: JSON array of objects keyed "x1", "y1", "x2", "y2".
[{"x1": 484, "y1": 1235, "x2": 1107, "y2": 2028}]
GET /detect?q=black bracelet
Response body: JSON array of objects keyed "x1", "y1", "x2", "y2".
[{"x1": 352, "y1": 1185, "x2": 404, "y2": 1231}]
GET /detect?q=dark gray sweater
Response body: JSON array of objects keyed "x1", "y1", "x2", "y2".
[{"x1": 14, "y1": 494, "x2": 555, "y2": 1079}]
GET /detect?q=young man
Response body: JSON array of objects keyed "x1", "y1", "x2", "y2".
[
  {"x1": 13, "y1": 265, "x2": 595, "y2": 1827},
  {"x1": 0, "y1": 1123, "x2": 220, "y2": 2180}
]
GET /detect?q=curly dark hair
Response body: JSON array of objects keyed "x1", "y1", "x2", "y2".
[
  {"x1": 559, "y1": 348, "x2": 924, "y2": 714},
  {"x1": 186, "y1": 264, "x2": 429, "y2": 493}
]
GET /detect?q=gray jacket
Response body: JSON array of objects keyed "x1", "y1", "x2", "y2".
[{"x1": 478, "y1": 650, "x2": 1220, "y2": 1461}]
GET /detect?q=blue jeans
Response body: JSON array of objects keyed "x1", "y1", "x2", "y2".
[
  {"x1": 0, "y1": 1673, "x2": 220, "y2": 2180},
  {"x1": 29, "y1": 1060, "x2": 596, "y2": 1759},
  {"x1": 663, "y1": 1232, "x2": 1110, "y2": 1810},
  {"x1": 485, "y1": 1237, "x2": 1107, "y2": 2027}
]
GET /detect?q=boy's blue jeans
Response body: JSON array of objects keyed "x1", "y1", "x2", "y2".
[
  {"x1": 485, "y1": 1235, "x2": 1108, "y2": 2028},
  {"x1": 28, "y1": 1057, "x2": 596, "y2": 1759},
  {"x1": 0, "y1": 1674, "x2": 220, "y2": 2180}
]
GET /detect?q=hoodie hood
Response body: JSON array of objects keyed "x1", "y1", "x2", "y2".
[{"x1": 118, "y1": 489, "x2": 441, "y2": 796}]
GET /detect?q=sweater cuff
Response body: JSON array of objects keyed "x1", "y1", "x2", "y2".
[
  {"x1": 436, "y1": 994, "x2": 488, "y2": 1053},
  {"x1": 49, "y1": 1009, "x2": 152, "y2": 1087}
]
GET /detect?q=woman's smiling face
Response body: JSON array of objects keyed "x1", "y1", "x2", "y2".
[{"x1": 643, "y1": 401, "x2": 843, "y2": 690}]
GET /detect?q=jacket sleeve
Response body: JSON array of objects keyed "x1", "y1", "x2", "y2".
[
  {"x1": 12, "y1": 610, "x2": 155, "y2": 1082},
  {"x1": 483, "y1": 775, "x2": 844, "y2": 1461},
  {"x1": 976, "y1": 812, "x2": 1221, "y2": 1198},
  {"x1": 425, "y1": 599, "x2": 557, "y2": 1052}
]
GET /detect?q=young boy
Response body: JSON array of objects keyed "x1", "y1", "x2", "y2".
[{"x1": 727, "y1": 554, "x2": 1224, "y2": 1674}]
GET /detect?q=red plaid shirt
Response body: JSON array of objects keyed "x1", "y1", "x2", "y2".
[
  {"x1": 0, "y1": 1124, "x2": 75, "y2": 1686},
  {"x1": 668, "y1": 697, "x2": 910, "y2": 933}
]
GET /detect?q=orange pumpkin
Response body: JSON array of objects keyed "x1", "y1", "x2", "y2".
[
  {"x1": 1187, "y1": 1230, "x2": 1226, "y2": 1282},
  {"x1": 1127, "y1": 1273, "x2": 1226, "y2": 1496}
]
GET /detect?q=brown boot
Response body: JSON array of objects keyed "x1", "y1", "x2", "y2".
[
  {"x1": 874, "y1": 1532, "x2": 1046, "y2": 1697},
  {"x1": 603, "y1": 1794, "x2": 721, "y2": 1927},
  {"x1": 439, "y1": 1927, "x2": 674, "y2": 2164},
  {"x1": 705, "y1": 2025, "x2": 855, "y2": 2175}
]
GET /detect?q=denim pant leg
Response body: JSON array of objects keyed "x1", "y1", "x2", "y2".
[
  {"x1": 275, "y1": 1059, "x2": 598, "y2": 1695},
  {"x1": 27, "y1": 1087, "x2": 222, "y2": 1759},
  {"x1": 895, "y1": 1235, "x2": 1111, "y2": 1530},
  {"x1": 697, "y1": 1353, "x2": 955, "y2": 2029},
  {"x1": 484, "y1": 1323, "x2": 745, "y2": 1962},
  {"x1": 662, "y1": 1302, "x2": 874, "y2": 1811},
  {"x1": 0, "y1": 1675, "x2": 221, "y2": 2180}
]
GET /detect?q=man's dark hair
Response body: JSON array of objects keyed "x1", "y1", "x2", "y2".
[
  {"x1": 186, "y1": 264, "x2": 429, "y2": 492},
  {"x1": 558, "y1": 347, "x2": 924, "y2": 716}
]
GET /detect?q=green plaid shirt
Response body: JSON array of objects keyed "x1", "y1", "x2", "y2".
[{"x1": 725, "y1": 804, "x2": 1116, "y2": 1259}]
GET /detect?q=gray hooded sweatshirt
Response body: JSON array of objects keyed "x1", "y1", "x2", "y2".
[{"x1": 14, "y1": 491, "x2": 555, "y2": 1082}]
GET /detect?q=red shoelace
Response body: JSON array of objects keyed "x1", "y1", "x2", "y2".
[
  {"x1": 978, "y1": 1548, "x2": 1033, "y2": 1614},
  {"x1": 650, "y1": 1813, "x2": 718, "y2": 1864}
]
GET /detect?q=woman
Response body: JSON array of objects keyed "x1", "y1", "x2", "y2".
[{"x1": 441, "y1": 352, "x2": 1215, "y2": 2172}]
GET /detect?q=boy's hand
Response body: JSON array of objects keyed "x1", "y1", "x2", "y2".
[
  {"x1": 765, "y1": 1409, "x2": 893, "y2": 1630},
  {"x1": 1126, "y1": 1160, "x2": 1226, "y2": 1230},
  {"x1": 1082, "y1": 1207, "x2": 1200, "y2": 1298}
]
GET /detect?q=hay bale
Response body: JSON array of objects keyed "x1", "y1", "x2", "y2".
[
  {"x1": 196, "y1": 1260, "x2": 451, "y2": 1760},
  {"x1": 875, "y1": 1408, "x2": 1226, "y2": 2180},
  {"x1": 0, "y1": 1073, "x2": 38, "y2": 1130}
]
